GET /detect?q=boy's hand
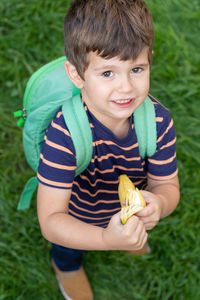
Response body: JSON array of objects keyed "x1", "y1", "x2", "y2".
[
  {"x1": 136, "y1": 190, "x2": 162, "y2": 230},
  {"x1": 102, "y1": 211, "x2": 148, "y2": 251}
]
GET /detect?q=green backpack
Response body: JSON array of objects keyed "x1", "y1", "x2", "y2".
[{"x1": 14, "y1": 56, "x2": 157, "y2": 210}]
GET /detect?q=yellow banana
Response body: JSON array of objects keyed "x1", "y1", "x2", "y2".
[{"x1": 118, "y1": 175, "x2": 146, "y2": 225}]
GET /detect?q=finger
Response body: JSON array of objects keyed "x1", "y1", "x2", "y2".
[
  {"x1": 140, "y1": 190, "x2": 154, "y2": 204},
  {"x1": 140, "y1": 231, "x2": 148, "y2": 248},
  {"x1": 133, "y1": 223, "x2": 148, "y2": 250},
  {"x1": 122, "y1": 216, "x2": 141, "y2": 239},
  {"x1": 134, "y1": 219, "x2": 146, "y2": 240},
  {"x1": 125, "y1": 215, "x2": 140, "y2": 229},
  {"x1": 110, "y1": 210, "x2": 123, "y2": 224},
  {"x1": 139, "y1": 214, "x2": 157, "y2": 225},
  {"x1": 145, "y1": 220, "x2": 158, "y2": 230},
  {"x1": 136, "y1": 205, "x2": 153, "y2": 217}
]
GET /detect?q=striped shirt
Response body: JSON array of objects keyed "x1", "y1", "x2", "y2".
[{"x1": 37, "y1": 95, "x2": 178, "y2": 227}]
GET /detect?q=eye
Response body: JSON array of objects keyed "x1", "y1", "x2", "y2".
[
  {"x1": 131, "y1": 67, "x2": 143, "y2": 74},
  {"x1": 102, "y1": 70, "x2": 113, "y2": 78}
]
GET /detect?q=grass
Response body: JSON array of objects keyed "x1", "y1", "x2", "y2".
[{"x1": 1, "y1": 0, "x2": 200, "y2": 299}]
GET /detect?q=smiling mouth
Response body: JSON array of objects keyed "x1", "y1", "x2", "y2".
[
  {"x1": 114, "y1": 99, "x2": 132, "y2": 103},
  {"x1": 112, "y1": 98, "x2": 135, "y2": 105}
]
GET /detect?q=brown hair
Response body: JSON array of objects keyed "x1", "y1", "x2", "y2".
[{"x1": 64, "y1": 0, "x2": 154, "y2": 78}]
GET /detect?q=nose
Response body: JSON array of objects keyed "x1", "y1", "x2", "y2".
[{"x1": 117, "y1": 74, "x2": 133, "y2": 94}]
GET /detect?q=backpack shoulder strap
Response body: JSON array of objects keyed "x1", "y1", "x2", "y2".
[
  {"x1": 62, "y1": 94, "x2": 93, "y2": 176},
  {"x1": 17, "y1": 176, "x2": 38, "y2": 210},
  {"x1": 134, "y1": 96, "x2": 157, "y2": 159}
]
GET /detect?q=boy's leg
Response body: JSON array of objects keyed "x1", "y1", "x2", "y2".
[
  {"x1": 52, "y1": 244, "x2": 84, "y2": 271},
  {"x1": 52, "y1": 244, "x2": 93, "y2": 300}
]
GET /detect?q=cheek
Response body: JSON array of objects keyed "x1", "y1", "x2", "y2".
[
  {"x1": 139, "y1": 75, "x2": 150, "y2": 92},
  {"x1": 145, "y1": 80, "x2": 150, "y2": 91},
  {"x1": 89, "y1": 82, "x2": 110, "y2": 98},
  {"x1": 83, "y1": 81, "x2": 106, "y2": 103}
]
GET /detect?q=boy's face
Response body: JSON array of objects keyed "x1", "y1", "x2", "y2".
[{"x1": 73, "y1": 48, "x2": 150, "y2": 130}]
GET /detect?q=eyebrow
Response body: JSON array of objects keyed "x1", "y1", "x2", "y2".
[
  {"x1": 93, "y1": 65, "x2": 117, "y2": 71},
  {"x1": 94, "y1": 62, "x2": 149, "y2": 71},
  {"x1": 136, "y1": 63, "x2": 149, "y2": 67},
  {"x1": 132, "y1": 63, "x2": 149, "y2": 68}
]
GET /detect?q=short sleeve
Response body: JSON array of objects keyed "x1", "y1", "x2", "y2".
[
  {"x1": 146, "y1": 103, "x2": 178, "y2": 180},
  {"x1": 37, "y1": 109, "x2": 76, "y2": 189}
]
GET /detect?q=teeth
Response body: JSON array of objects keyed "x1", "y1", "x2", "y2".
[{"x1": 115, "y1": 99, "x2": 131, "y2": 104}]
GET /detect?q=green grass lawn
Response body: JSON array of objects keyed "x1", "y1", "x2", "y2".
[{"x1": 1, "y1": 0, "x2": 200, "y2": 299}]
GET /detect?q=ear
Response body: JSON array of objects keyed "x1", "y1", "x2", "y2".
[{"x1": 64, "y1": 61, "x2": 84, "y2": 89}]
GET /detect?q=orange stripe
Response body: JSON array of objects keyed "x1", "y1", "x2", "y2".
[
  {"x1": 40, "y1": 153, "x2": 76, "y2": 170},
  {"x1": 90, "y1": 220, "x2": 110, "y2": 226},
  {"x1": 116, "y1": 165, "x2": 144, "y2": 171},
  {"x1": 73, "y1": 182, "x2": 118, "y2": 197},
  {"x1": 148, "y1": 93, "x2": 158, "y2": 102},
  {"x1": 78, "y1": 176, "x2": 146, "y2": 189},
  {"x1": 44, "y1": 136, "x2": 74, "y2": 155},
  {"x1": 70, "y1": 200, "x2": 120, "y2": 215},
  {"x1": 91, "y1": 153, "x2": 141, "y2": 163},
  {"x1": 72, "y1": 190, "x2": 119, "y2": 206},
  {"x1": 94, "y1": 140, "x2": 138, "y2": 151},
  {"x1": 160, "y1": 137, "x2": 176, "y2": 151},
  {"x1": 37, "y1": 173, "x2": 72, "y2": 188},
  {"x1": 87, "y1": 165, "x2": 143, "y2": 176},
  {"x1": 56, "y1": 111, "x2": 62, "y2": 118},
  {"x1": 147, "y1": 169, "x2": 178, "y2": 180},
  {"x1": 148, "y1": 94, "x2": 168, "y2": 110},
  {"x1": 157, "y1": 120, "x2": 173, "y2": 143},
  {"x1": 68, "y1": 208, "x2": 120, "y2": 221},
  {"x1": 51, "y1": 120, "x2": 70, "y2": 136},
  {"x1": 128, "y1": 178, "x2": 146, "y2": 186},
  {"x1": 148, "y1": 153, "x2": 176, "y2": 165},
  {"x1": 156, "y1": 117, "x2": 163, "y2": 122},
  {"x1": 78, "y1": 175, "x2": 119, "y2": 187}
]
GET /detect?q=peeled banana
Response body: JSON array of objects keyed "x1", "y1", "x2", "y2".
[{"x1": 119, "y1": 175, "x2": 146, "y2": 225}]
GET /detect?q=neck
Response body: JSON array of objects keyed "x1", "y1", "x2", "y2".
[
  {"x1": 109, "y1": 118, "x2": 130, "y2": 138},
  {"x1": 82, "y1": 98, "x2": 130, "y2": 138}
]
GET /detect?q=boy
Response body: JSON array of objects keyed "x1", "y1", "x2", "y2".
[{"x1": 37, "y1": 0, "x2": 180, "y2": 299}]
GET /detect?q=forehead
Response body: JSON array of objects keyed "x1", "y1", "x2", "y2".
[{"x1": 87, "y1": 48, "x2": 149, "y2": 70}]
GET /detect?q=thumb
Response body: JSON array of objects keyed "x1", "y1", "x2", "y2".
[
  {"x1": 140, "y1": 190, "x2": 153, "y2": 204},
  {"x1": 109, "y1": 210, "x2": 122, "y2": 226}
]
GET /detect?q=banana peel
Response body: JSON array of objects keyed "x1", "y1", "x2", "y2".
[{"x1": 119, "y1": 175, "x2": 146, "y2": 225}]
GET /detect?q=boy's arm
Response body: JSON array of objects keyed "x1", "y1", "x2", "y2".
[
  {"x1": 37, "y1": 183, "x2": 148, "y2": 251},
  {"x1": 136, "y1": 175, "x2": 180, "y2": 230}
]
